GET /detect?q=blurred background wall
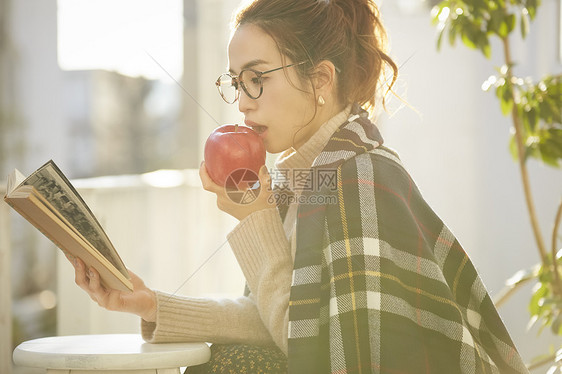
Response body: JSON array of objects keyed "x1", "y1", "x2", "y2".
[{"x1": 1, "y1": 0, "x2": 561, "y2": 372}]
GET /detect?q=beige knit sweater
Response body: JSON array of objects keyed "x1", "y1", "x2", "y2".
[{"x1": 141, "y1": 106, "x2": 352, "y2": 355}]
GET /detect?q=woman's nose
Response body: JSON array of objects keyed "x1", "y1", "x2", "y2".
[{"x1": 237, "y1": 88, "x2": 255, "y2": 113}]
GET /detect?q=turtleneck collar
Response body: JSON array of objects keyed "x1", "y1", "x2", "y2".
[{"x1": 274, "y1": 105, "x2": 352, "y2": 175}]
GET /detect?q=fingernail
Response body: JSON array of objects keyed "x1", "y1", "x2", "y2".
[{"x1": 88, "y1": 268, "x2": 95, "y2": 278}]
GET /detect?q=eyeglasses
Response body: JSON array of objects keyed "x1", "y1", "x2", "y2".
[{"x1": 215, "y1": 61, "x2": 307, "y2": 104}]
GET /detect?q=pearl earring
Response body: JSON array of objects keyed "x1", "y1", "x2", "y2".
[{"x1": 318, "y1": 95, "x2": 325, "y2": 106}]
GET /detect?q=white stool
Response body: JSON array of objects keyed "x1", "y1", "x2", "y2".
[{"x1": 13, "y1": 334, "x2": 211, "y2": 374}]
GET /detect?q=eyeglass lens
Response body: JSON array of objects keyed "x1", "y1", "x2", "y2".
[
  {"x1": 217, "y1": 74, "x2": 238, "y2": 103},
  {"x1": 217, "y1": 70, "x2": 262, "y2": 103}
]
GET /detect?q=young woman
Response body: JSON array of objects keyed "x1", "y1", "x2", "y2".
[{"x1": 70, "y1": 0, "x2": 529, "y2": 372}]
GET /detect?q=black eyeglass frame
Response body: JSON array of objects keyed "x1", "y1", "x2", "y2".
[{"x1": 215, "y1": 61, "x2": 308, "y2": 104}]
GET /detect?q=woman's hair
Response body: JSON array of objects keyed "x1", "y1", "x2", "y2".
[{"x1": 233, "y1": 0, "x2": 398, "y2": 115}]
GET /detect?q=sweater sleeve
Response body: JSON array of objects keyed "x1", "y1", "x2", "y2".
[
  {"x1": 227, "y1": 207, "x2": 293, "y2": 355},
  {"x1": 141, "y1": 291, "x2": 275, "y2": 346}
]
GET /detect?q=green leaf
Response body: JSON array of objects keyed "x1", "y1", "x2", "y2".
[
  {"x1": 501, "y1": 95, "x2": 514, "y2": 114},
  {"x1": 529, "y1": 282, "x2": 548, "y2": 316},
  {"x1": 478, "y1": 33, "x2": 492, "y2": 58},
  {"x1": 488, "y1": 8, "x2": 505, "y2": 34},
  {"x1": 509, "y1": 131, "x2": 519, "y2": 161},
  {"x1": 488, "y1": 9, "x2": 517, "y2": 38},
  {"x1": 527, "y1": 107, "x2": 539, "y2": 131},
  {"x1": 506, "y1": 13, "x2": 517, "y2": 33},
  {"x1": 545, "y1": 76, "x2": 561, "y2": 99},
  {"x1": 547, "y1": 99, "x2": 561, "y2": 124},
  {"x1": 496, "y1": 81, "x2": 505, "y2": 99},
  {"x1": 431, "y1": 3, "x2": 450, "y2": 26},
  {"x1": 539, "y1": 100, "x2": 554, "y2": 123},
  {"x1": 497, "y1": 82, "x2": 514, "y2": 114},
  {"x1": 498, "y1": 20, "x2": 510, "y2": 38},
  {"x1": 449, "y1": 21, "x2": 460, "y2": 46},
  {"x1": 520, "y1": 8, "x2": 530, "y2": 38},
  {"x1": 437, "y1": 28, "x2": 446, "y2": 50},
  {"x1": 538, "y1": 266, "x2": 555, "y2": 283},
  {"x1": 475, "y1": 0, "x2": 490, "y2": 11},
  {"x1": 551, "y1": 314, "x2": 562, "y2": 336},
  {"x1": 536, "y1": 128, "x2": 562, "y2": 167},
  {"x1": 526, "y1": 0, "x2": 538, "y2": 19},
  {"x1": 538, "y1": 148, "x2": 560, "y2": 167},
  {"x1": 535, "y1": 81, "x2": 562, "y2": 124},
  {"x1": 430, "y1": 6, "x2": 441, "y2": 26},
  {"x1": 522, "y1": 106, "x2": 539, "y2": 132},
  {"x1": 461, "y1": 29, "x2": 478, "y2": 49}
]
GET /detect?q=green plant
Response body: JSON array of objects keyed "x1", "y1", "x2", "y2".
[{"x1": 431, "y1": 0, "x2": 562, "y2": 371}]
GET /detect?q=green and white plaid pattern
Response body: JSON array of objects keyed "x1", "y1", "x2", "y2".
[{"x1": 286, "y1": 104, "x2": 528, "y2": 373}]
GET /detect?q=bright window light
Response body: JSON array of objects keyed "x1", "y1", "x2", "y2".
[{"x1": 57, "y1": 0, "x2": 183, "y2": 80}]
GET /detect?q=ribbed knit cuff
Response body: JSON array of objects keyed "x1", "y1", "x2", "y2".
[
  {"x1": 227, "y1": 208, "x2": 291, "y2": 288},
  {"x1": 141, "y1": 291, "x2": 216, "y2": 343}
]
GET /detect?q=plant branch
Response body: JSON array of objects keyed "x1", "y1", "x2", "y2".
[
  {"x1": 501, "y1": 36, "x2": 549, "y2": 264},
  {"x1": 552, "y1": 198, "x2": 562, "y2": 294},
  {"x1": 526, "y1": 351, "x2": 558, "y2": 371},
  {"x1": 494, "y1": 273, "x2": 536, "y2": 308}
]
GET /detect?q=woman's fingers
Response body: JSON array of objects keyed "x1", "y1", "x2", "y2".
[
  {"x1": 68, "y1": 259, "x2": 155, "y2": 320},
  {"x1": 73, "y1": 257, "x2": 90, "y2": 291},
  {"x1": 258, "y1": 165, "x2": 272, "y2": 190},
  {"x1": 200, "y1": 161, "x2": 276, "y2": 221},
  {"x1": 86, "y1": 266, "x2": 109, "y2": 304},
  {"x1": 127, "y1": 269, "x2": 146, "y2": 289},
  {"x1": 199, "y1": 161, "x2": 222, "y2": 193},
  {"x1": 199, "y1": 161, "x2": 235, "y2": 212},
  {"x1": 72, "y1": 258, "x2": 110, "y2": 307},
  {"x1": 87, "y1": 266, "x2": 102, "y2": 292}
]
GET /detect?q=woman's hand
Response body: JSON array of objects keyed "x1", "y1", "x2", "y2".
[
  {"x1": 65, "y1": 252, "x2": 157, "y2": 322},
  {"x1": 199, "y1": 162, "x2": 275, "y2": 221}
]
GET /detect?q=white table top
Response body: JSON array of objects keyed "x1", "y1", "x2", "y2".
[{"x1": 13, "y1": 334, "x2": 211, "y2": 370}]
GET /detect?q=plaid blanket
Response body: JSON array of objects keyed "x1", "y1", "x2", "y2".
[{"x1": 285, "y1": 104, "x2": 528, "y2": 373}]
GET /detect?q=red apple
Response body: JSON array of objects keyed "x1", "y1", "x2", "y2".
[{"x1": 204, "y1": 124, "x2": 266, "y2": 189}]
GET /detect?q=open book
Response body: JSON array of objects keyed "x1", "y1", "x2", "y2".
[{"x1": 3, "y1": 160, "x2": 133, "y2": 292}]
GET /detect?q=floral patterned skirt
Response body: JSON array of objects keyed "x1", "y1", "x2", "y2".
[{"x1": 186, "y1": 343, "x2": 288, "y2": 374}]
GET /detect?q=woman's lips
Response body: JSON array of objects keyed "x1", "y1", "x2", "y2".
[
  {"x1": 245, "y1": 121, "x2": 267, "y2": 136},
  {"x1": 252, "y1": 125, "x2": 267, "y2": 134}
]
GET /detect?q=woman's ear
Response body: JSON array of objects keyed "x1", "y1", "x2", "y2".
[{"x1": 313, "y1": 60, "x2": 337, "y2": 95}]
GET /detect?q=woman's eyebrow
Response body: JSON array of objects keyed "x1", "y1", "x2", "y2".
[{"x1": 228, "y1": 59, "x2": 269, "y2": 74}]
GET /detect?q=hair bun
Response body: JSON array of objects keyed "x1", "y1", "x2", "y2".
[{"x1": 235, "y1": 0, "x2": 397, "y2": 114}]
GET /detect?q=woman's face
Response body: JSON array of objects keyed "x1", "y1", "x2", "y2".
[{"x1": 227, "y1": 24, "x2": 320, "y2": 154}]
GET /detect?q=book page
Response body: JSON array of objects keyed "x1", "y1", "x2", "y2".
[
  {"x1": 6, "y1": 169, "x2": 25, "y2": 195},
  {"x1": 20, "y1": 160, "x2": 128, "y2": 277}
]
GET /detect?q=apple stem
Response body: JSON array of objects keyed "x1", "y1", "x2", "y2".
[{"x1": 234, "y1": 124, "x2": 238, "y2": 132}]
